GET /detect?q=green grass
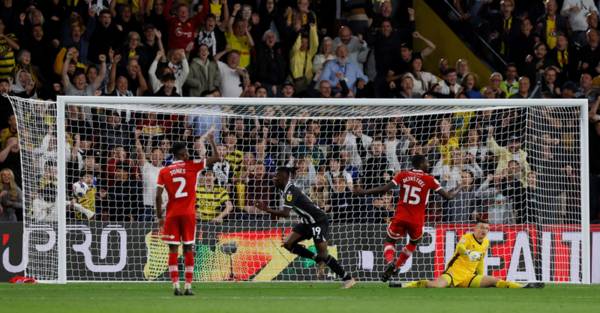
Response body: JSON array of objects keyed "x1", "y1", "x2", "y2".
[{"x1": 0, "y1": 283, "x2": 598, "y2": 313}]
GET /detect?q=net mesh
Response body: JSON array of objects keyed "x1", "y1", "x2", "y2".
[{"x1": 8, "y1": 96, "x2": 585, "y2": 283}]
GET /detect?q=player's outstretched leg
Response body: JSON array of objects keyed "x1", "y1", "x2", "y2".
[
  {"x1": 183, "y1": 244, "x2": 195, "y2": 296},
  {"x1": 168, "y1": 245, "x2": 182, "y2": 295},
  {"x1": 315, "y1": 242, "x2": 356, "y2": 289},
  {"x1": 399, "y1": 275, "x2": 450, "y2": 288},
  {"x1": 477, "y1": 276, "x2": 527, "y2": 288}
]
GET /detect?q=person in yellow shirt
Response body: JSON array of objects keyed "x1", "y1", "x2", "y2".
[
  {"x1": 196, "y1": 169, "x2": 233, "y2": 223},
  {"x1": 289, "y1": 23, "x2": 318, "y2": 92},
  {"x1": 0, "y1": 114, "x2": 17, "y2": 149},
  {"x1": 225, "y1": 4, "x2": 254, "y2": 68},
  {"x1": 398, "y1": 217, "x2": 544, "y2": 288}
]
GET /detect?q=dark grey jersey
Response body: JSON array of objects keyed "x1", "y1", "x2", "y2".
[{"x1": 281, "y1": 183, "x2": 327, "y2": 224}]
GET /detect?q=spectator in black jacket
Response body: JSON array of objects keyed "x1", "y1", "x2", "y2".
[
  {"x1": 359, "y1": 138, "x2": 389, "y2": 189},
  {"x1": 108, "y1": 163, "x2": 143, "y2": 221},
  {"x1": 536, "y1": 0, "x2": 568, "y2": 50},
  {"x1": 252, "y1": 30, "x2": 287, "y2": 93},
  {"x1": 88, "y1": 9, "x2": 123, "y2": 64},
  {"x1": 487, "y1": 0, "x2": 520, "y2": 58}
]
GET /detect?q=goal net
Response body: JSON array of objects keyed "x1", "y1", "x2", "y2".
[{"x1": 7, "y1": 95, "x2": 590, "y2": 283}]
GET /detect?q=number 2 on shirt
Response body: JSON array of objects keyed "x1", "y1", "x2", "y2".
[{"x1": 173, "y1": 177, "x2": 188, "y2": 199}]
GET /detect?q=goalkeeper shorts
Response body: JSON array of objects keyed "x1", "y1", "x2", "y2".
[{"x1": 442, "y1": 272, "x2": 483, "y2": 288}]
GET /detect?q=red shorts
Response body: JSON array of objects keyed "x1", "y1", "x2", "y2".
[
  {"x1": 162, "y1": 215, "x2": 197, "y2": 245},
  {"x1": 386, "y1": 219, "x2": 423, "y2": 241}
]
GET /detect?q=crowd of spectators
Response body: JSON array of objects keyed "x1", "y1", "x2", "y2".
[{"x1": 0, "y1": 0, "x2": 598, "y2": 224}]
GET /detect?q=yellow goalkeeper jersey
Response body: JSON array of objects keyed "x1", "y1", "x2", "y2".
[{"x1": 445, "y1": 232, "x2": 489, "y2": 278}]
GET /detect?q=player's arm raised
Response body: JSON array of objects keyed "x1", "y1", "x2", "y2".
[
  {"x1": 353, "y1": 181, "x2": 395, "y2": 196},
  {"x1": 204, "y1": 126, "x2": 220, "y2": 167},
  {"x1": 436, "y1": 184, "x2": 462, "y2": 200},
  {"x1": 254, "y1": 200, "x2": 292, "y2": 218}
]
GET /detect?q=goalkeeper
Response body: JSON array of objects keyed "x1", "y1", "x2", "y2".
[{"x1": 398, "y1": 217, "x2": 543, "y2": 289}]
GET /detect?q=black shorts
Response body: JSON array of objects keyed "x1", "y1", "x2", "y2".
[{"x1": 292, "y1": 219, "x2": 330, "y2": 244}]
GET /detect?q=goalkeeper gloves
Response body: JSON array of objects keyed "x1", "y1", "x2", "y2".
[{"x1": 465, "y1": 250, "x2": 482, "y2": 262}]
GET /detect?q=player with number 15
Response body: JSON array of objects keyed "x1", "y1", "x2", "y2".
[
  {"x1": 354, "y1": 155, "x2": 462, "y2": 282},
  {"x1": 155, "y1": 129, "x2": 219, "y2": 296}
]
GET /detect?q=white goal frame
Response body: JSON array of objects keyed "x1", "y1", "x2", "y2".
[{"x1": 48, "y1": 96, "x2": 590, "y2": 284}]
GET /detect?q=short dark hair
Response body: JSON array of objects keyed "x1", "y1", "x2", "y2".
[
  {"x1": 161, "y1": 73, "x2": 176, "y2": 82},
  {"x1": 411, "y1": 154, "x2": 427, "y2": 169},
  {"x1": 171, "y1": 142, "x2": 187, "y2": 156},
  {"x1": 444, "y1": 68, "x2": 457, "y2": 75},
  {"x1": 276, "y1": 166, "x2": 297, "y2": 176},
  {"x1": 475, "y1": 215, "x2": 489, "y2": 224}
]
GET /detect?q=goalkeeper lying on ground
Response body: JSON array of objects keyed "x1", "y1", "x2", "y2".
[{"x1": 395, "y1": 217, "x2": 544, "y2": 289}]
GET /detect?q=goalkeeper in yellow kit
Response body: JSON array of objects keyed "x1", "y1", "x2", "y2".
[{"x1": 398, "y1": 218, "x2": 544, "y2": 288}]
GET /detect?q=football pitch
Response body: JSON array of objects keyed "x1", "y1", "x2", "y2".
[{"x1": 1, "y1": 283, "x2": 599, "y2": 313}]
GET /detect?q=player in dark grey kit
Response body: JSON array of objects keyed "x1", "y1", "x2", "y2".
[{"x1": 256, "y1": 166, "x2": 356, "y2": 288}]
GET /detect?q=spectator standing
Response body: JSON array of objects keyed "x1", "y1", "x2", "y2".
[
  {"x1": 561, "y1": 0, "x2": 599, "y2": 45},
  {"x1": 226, "y1": 4, "x2": 255, "y2": 68},
  {"x1": 0, "y1": 18, "x2": 19, "y2": 79},
  {"x1": 88, "y1": 9, "x2": 123, "y2": 64},
  {"x1": 252, "y1": 30, "x2": 286, "y2": 91},
  {"x1": 0, "y1": 168, "x2": 22, "y2": 221},
  {"x1": 289, "y1": 23, "x2": 318, "y2": 94},
  {"x1": 163, "y1": 0, "x2": 209, "y2": 51},
  {"x1": 536, "y1": 0, "x2": 568, "y2": 50},
  {"x1": 321, "y1": 44, "x2": 368, "y2": 95},
  {"x1": 185, "y1": 43, "x2": 221, "y2": 96},
  {"x1": 217, "y1": 50, "x2": 248, "y2": 97}
]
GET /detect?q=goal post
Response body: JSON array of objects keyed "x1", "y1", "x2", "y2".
[{"x1": 7, "y1": 95, "x2": 590, "y2": 284}]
